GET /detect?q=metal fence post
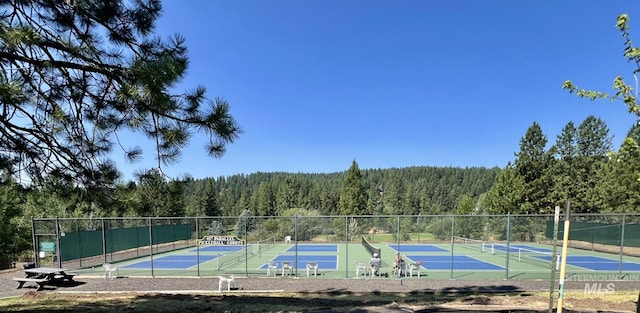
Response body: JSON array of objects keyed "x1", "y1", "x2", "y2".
[
  {"x1": 294, "y1": 214, "x2": 299, "y2": 277},
  {"x1": 450, "y1": 214, "x2": 455, "y2": 280},
  {"x1": 345, "y1": 216, "x2": 349, "y2": 278},
  {"x1": 101, "y1": 218, "x2": 106, "y2": 264},
  {"x1": 548, "y1": 206, "x2": 560, "y2": 313},
  {"x1": 148, "y1": 217, "x2": 154, "y2": 277},
  {"x1": 504, "y1": 212, "x2": 511, "y2": 280},
  {"x1": 196, "y1": 217, "x2": 200, "y2": 277},
  {"x1": 619, "y1": 213, "x2": 626, "y2": 274}
]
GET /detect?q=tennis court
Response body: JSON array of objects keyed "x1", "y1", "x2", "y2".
[
  {"x1": 487, "y1": 242, "x2": 640, "y2": 271},
  {"x1": 260, "y1": 255, "x2": 338, "y2": 270},
  {"x1": 492, "y1": 244, "x2": 551, "y2": 253},
  {"x1": 69, "y1": 234, "x2": 640, "y2": 280},
  {"x1": 71, "y1": 238, "x2": 640, "y2": 280},
  {"x1": 534, "y1": 255, "x2": 640, "y2": 271},
  {"x1": 122, "y1": 254, "x2": 219, "y2": 269},
  {"x1": 388, "y1": 244, "x2": 448, "y2": 252},
  {"x1": 286, "y1": 244, "x2": 338, "y2": 253},
  {"x1": 408, "y1": 255, "x2": 504, "y2": 270}
]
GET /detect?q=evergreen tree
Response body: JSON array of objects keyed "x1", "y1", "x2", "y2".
[
  {"x1": 207, "y1": 220, "x2": 225, "y2": 235},
  {"x1": 234, "y1": 209, "x2": 254, "y2": 238},
  {"x1": 455, "y1": 194, "x2": 475, "y2": 215},
  {"x1": 597, "y1": 124, "x2": 640, "y2": 212},
  {"x1": 185, "y1": 181, "x2": 205, "y2": 216},
  {"x1": 481, "y1": 163, "x2": 525, "y2": 214},
  {"x1": 549, "y1": 122, "x2": 579, "y2": 206},
  {"x1": 235, "y1": 190, "x2": 250, "y2": 217},
  {"x1": 0, "y1": 180, "x2": 28, "y2": 264},
  {"x1": 202, "y1": 180, "x2": 220, "y2": 217},
  {"x1": 514, "y1": 122, "x2": 555, "y2": 213},
  {"x1": 577, "y1": 116, "x2": 612, "y2": 158},
  {"x1": 573, "y1": 116, "x2": 612, "y2": 213},
  {"x1": 136, "y1": 170, "x2": 184, "y2": 216},
  {"x1": 554, "y1": 122, "x2": 578, "y2": 160},
  {"x1": 0, "y1": 0, "x2": 241, "y2": 188},
  {"x1": 251, "y1": 181, "x2": 275, "y2": 216},
  {"x1": 275, "y1": 176, "x2": 299, "y2": 215},
  {"x1": 338, "y1": 160, "x2": 368, "y2": 215},
  {"x1": 382, "y1": 178, "x2": 405, "y2": 215}
]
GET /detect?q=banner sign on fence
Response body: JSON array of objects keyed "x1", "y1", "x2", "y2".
[
  {"x1": 39, "y1": 242, "x2": 56, "y2": 252},
  {"x1": 198, "y1": 235, "x2": 245, "y2": 245}
]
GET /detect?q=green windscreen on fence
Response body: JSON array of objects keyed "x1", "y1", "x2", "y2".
[
  {"x1": 545, "y1": 220, "x2": 640, "y2": 247},
  {"x1": 60, "y1": 224, "x2": 191, "y2": 261}
]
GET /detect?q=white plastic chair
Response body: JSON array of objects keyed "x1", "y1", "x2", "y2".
[
  {"x1": 355, "y1": 261, "x2": 368, "y2": 276},
  {"x1": 103, "y1": 263, "x2": 119, "y2": 279},
  {"x1": 281, "y1": 261, "x2": 293, "y2": 276},
  {"x1": 369, "y1": 262, "x2": 381, "y2": 277},
  {"x1": 306, "y1": 262, "x2": 318, "y2": 277},
  {"x1": 218, "y1": 275, "x2": 234, "y2": 292},
  {"x1": 395, "y1": 260, "x2": 406, "y2": 277},
  {"x1": 266, "y1": 261, "x2": 278, "y2": 276},
  {"x1": 284, "y1": 236, "x2": 291, "y2": 244},
  {"x1": 409, "y1": 260, "x2": 423, "y2": 277}
]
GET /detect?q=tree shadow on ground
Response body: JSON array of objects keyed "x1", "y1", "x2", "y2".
[{"x1": 5, "y1": 284, "x2": 635, "y2": 313}]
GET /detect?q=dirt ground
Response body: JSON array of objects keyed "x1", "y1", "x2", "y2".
[
  {"x1": 8, "y1": 290, "x2": 638, "y2": 313},
  {"x1": 441, "y1": 294, "x2": 637, "y2": 313}
]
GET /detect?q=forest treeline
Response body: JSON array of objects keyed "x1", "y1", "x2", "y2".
[{"x1": 184, "y1": 165, "x2": 499, "y2": 218}]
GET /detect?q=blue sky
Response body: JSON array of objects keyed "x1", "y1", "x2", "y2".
[{"x1": 116, "y1": 1, "x2": 640, "y2": 180}]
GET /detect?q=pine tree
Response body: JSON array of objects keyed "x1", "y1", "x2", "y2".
[
  {"x1": 0, "y1": 0, "x2": 241, "y2": 188},
  {"x1": 481, "y1": 163, "x2": 525, "y2": 214},
  {"x1": 573, "y1": 116, "x2": 613, "y2": 213},
  {"x1": 234, "y1": 209, "x2": 254, "y2": 238},
  {"x1": 136, "y1": 170, "x2": 184, "y2": 216},
  {"x1": 597, "y1": 124, "x2": 640, "y2": 212},
  {"x1": 514, "y1": 122, "x2": 555, "y2": 213},
  {"x1": 0, "y1": 180, "x2": 28, "y2": 263},
  {"x1": 549, "y1": 122, "x2": 579, "y2": 207},
  {"x1": 338, "y1": 160, "x2": 368, "y2": 215}
]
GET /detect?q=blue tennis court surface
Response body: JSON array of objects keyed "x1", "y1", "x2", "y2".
[
  {"x1": 260, "y1": 255, "x2": 338, "y2": 270},
  {"x1": 122, "y1": 254, "x2": 218, "y2": 269},
  {"x1": 492, "y1": 244, "x2": 551, "y2": 253},
  {"x1": 389, "y1": 244, "x2": 448, "y2": 252},
  {"x1": 190, "y1": 245, "x2": 248, "y2": 252},
  {"x1": 409, "y1": 255, "x2": 504, "y2": 270},
  {"x1": 287, "y1": 244, "x2": 338, "y2": 253},
  {"x1": 535, "y1": 255, "x2": 640, "y2": 271}
]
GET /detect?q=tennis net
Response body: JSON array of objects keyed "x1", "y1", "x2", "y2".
[
  {"x1": 491, "y1": 243, "x2": 560, "y2": 270},
  {"x1": 361, "y1": 235, "x2": 381, "y2": 258},
  {"x1": 452, "y1": 236, "x2": 486, "y2": 252},
  {"x1": 256, "y1": 237, "x2": 276, "y2": 254},
  {"x1": 216, "y1": 249, "x2": 255, "y2": 270}
]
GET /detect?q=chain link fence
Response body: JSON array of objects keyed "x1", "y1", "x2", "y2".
[{"x1": 31, "y1": 213, "x2": 640, "y2": 279}]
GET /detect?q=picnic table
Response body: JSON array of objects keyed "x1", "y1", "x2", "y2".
[{"x1": 13, "y1": 267, "x2": 76, "y2": 291}]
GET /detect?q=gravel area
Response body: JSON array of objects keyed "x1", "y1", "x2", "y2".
[{"x1": 2, "y1": 268, "x2": 639, "y2": 299}]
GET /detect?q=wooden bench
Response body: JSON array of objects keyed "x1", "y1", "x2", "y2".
[{"x1": 13, "y1": 277, "x2": 49, "y2": 291}]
